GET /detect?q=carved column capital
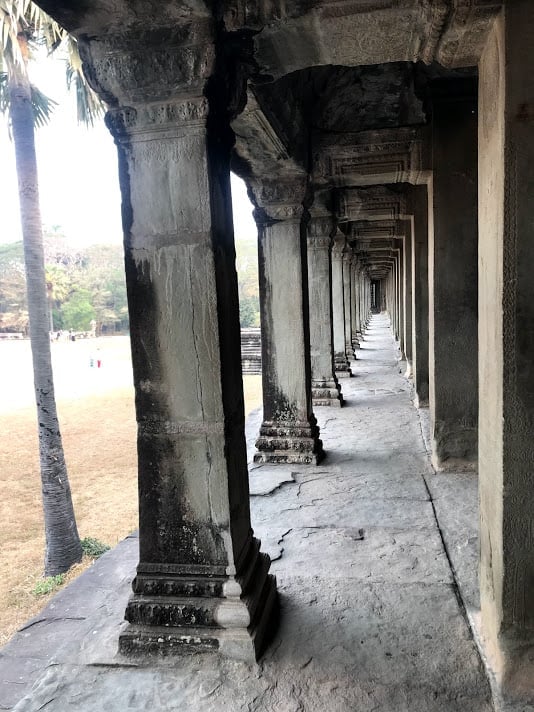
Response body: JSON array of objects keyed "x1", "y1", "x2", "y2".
[
  {"x1": 106, "y1": 97, "x2": 210, "y2": 142},
  {"x1": 81, "y1": 21, "x2": 216, "y2": 105},
  {"x1": 307, "y1": 215, "x2": 336, "y2": 249},
  {"x1": 250, "y1": 177, "x2": 309, "y2": 225},
  {"x1": 331, "y1": 233, "x2": 346, "y2": 260},
  {"x1": 342, "y1": 246, "x2": 354, "y2": 262}
]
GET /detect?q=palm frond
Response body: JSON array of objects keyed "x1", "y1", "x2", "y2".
[
  {"x1": 0, "y1": 70, "x2": 8, "y2": 114},
  {"x1": 64, "y1": 35, "x2": 105, "y2": 126},
  {"x1": 30, "y1": 81, "x2": 56, "y2": 127}
]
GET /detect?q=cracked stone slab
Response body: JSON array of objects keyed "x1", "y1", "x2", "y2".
[
  {"x1": 293, "y1": 470, "x2": 430, "y2": 501},
  {"x1": 266, "y1": 525, "x2": 452, "y2": 584},
  {"x1": 248, "y1": 467, "x2": 297, "y2": 496},
  {"x1": 252, "y1": 492, "x2": 436, "y2": 530}
]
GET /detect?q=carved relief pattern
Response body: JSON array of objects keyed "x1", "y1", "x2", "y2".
[
  {"x1": 250, "y1": 178, "x2": 308, "y2": 221},
  {"x1": 107, "y1": 99, "x2": 209, "y2": 141},
  {"x1": 338, "y1": 190, "x2": 408, "y2": 221},
  {"x1": 418, "y1": 0, "x2": 450, "y2": 64},
  {"x1": 89, "y1": 43, "x2": 215, "y2": 105},
  {"x1": 437, "y1": 1, "x2": 502, "y2": 67},
  {"x1": 317, "y1": 131, "x2": 427, "y2": 186},
  {"x1": 308, "y1": 216, "x2": 336, "y2": 240}
]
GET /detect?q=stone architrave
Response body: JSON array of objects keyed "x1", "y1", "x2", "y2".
[
  {"x1": 307, "y1": 217, "x2": 343, "y2": 407},
  {"x1": 332, "y1": 234, "x2": 352, "y2": 377},
  {"x1": 479, "y1": 4, "x2": 534, "y2": 695},
  {"x1": 343, "y1": 247, "x2": 356, "y2": 360},
  {"x1": 429, "y1": 84, "x2": 478, "y2": 471},
  {"x1": 252, "y1": 180, "x2": 324, "y2": 464},
  {"x1": 89, "y1": 27, "x2": 278, "y2": 661}
]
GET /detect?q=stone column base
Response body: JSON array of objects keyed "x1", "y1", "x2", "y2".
[
  {"x1": 352, "y1": 336, "x2": 360, "y2": 350},
  {"x1": 312, "y1": 380, "x2": 343, "y2": 407},
  {"x1": 254, "y1": 419, "x2": 324, "y2": 464},
  {"x1": 119, "y1": 537, "x2": 278, "y2": 663},
  {"x1": 414, "y1": 394, "x2": 429, "y2": 409},
  {"x1": 334, "y1": 353, "x2": 352, "y2": 377},
  {"x1": 346, "y1": 342, "x2": 356, "y2": 360}
]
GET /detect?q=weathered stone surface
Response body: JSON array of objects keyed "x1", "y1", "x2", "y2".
[
  {"x1": 4, "y1": 315, "x2": 498, "y2": 712},
  {"x1": 428, "y1": 85, "x2": 478, "y2": 472}
]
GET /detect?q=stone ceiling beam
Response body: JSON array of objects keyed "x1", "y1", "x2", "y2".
[{"x1": 314, "y1": 128, "x2": 431, "y2": 189}]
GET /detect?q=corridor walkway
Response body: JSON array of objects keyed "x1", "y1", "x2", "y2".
[{"x1": 2, "y1": 315, "x2": 493, "y2": 711}]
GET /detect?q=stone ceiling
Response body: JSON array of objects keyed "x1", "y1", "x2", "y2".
[{"x1": 35, "y1": 0, "x2": 498, "y2": 278}]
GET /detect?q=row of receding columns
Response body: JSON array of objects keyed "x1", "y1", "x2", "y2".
[{"x1": 253, "y1": 191, "x2": 372, "y2": 464}]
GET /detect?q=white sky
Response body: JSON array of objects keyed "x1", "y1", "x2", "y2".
[{"x1": 0, "y1": 51, "x2": 257, "y2": 247}]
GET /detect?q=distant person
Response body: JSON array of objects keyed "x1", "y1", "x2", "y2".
[{"x1": 69, "y1": 329, "x2": 75, "y2": 342}]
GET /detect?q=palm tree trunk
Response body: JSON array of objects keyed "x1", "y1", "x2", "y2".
[{"x1": 9, "y1": 68, "x2": 82, "y2": 576}]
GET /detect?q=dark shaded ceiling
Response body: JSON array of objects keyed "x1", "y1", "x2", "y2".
[{"x1": 251, "y1": 61, "x2": 476, "y2": 166}]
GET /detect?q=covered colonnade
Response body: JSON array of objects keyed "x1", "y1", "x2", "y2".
[{"x1": 34, "y1": 0, "x2": 534, "y2": 701}]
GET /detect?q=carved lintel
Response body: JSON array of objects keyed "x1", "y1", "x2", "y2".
[
  {"x1": 316, "y1": 128, "x2": 430, "y2": 187},
  {"x1": 337, "y1": 186, "x2": 409, "y2": 222}
]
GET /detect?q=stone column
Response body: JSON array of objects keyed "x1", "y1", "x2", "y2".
[
  {"x1": 332, "y1": 234, "x2": 352, "y2": 376},
  {"x1": 351, "y1": 256, "x2": 360, "y2": 350},
  {"x1": 396, "y1": 244, "x2": 405, "y2": 359},
  {"x1": 91, "y1": 28, "x2": 277, "y2": 660},
  {"x1": 343, "y1": 247, "x2": 355, "y2": 360},
  {"x1": 479, "y1": 5, "x2": 534, "y2": 695},
  {"x1": 411, "y1": 186, "x2": 429, "y2": 408},
  {"x1": 403, "y1": 224, "x2": 413, "y2": 378},
  {"x1": 429, "y1": 84, "x2": 478, "y2": 471},
  {"x1": 307, "y1": 217, "x2": 343, "y2": 407},
  {"x1": 253, "y1": 181, "x2": 324, "y2": 464}
]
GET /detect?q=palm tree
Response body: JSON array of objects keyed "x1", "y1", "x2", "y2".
[{"x1": 0, "y1": 0, "x2": 103, "y2": 575}]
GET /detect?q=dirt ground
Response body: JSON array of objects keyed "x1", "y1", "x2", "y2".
[{"x1": 0, "y1": 337, "x2": 262, "y2": 645}]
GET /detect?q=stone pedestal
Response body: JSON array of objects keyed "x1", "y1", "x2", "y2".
[
  {"x1": 307, "y1": 218, "x2": 343, "y2": 407},
  {"x1": 429, "y1": 84, "x2": 478, "y2": 471},
  {"x1": 479, "y1": 5, "x2": 534, "y2": 699},
  {"x1": 411, "y1": 186, "x2": 429, "y2": 408},
  {"x1": 332, "y1": 234, "x2": 352, "y2": 376},
  {"x1": 253, "y1": 181, "x2": 324, "y2": 464},
  {"x1": 92, "y1": 31, "x2": 277, "y2": 661}
]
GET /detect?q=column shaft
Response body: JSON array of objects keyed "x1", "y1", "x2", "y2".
[
  {"x1": 307, "y1": 220, "x2": 343, "y2": 407},
  {"x1": 403, "y1": 225, "x2": 413, "y2": 377},
  {"x1": 254, "y1": 192, "x2": 324, "y2": 464},
  {"x1": 479, "y1": 5, "x2": 534, "y2": 694},
  {"x1": 411, "y1": 186, "x2": 429, "y2": 407},
  {"x1": 429, "y1": 89, "x2": 478, "y2": 470},
  {"x1": 332, "y1": 236, "x2": 352, "y2": 376}
]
